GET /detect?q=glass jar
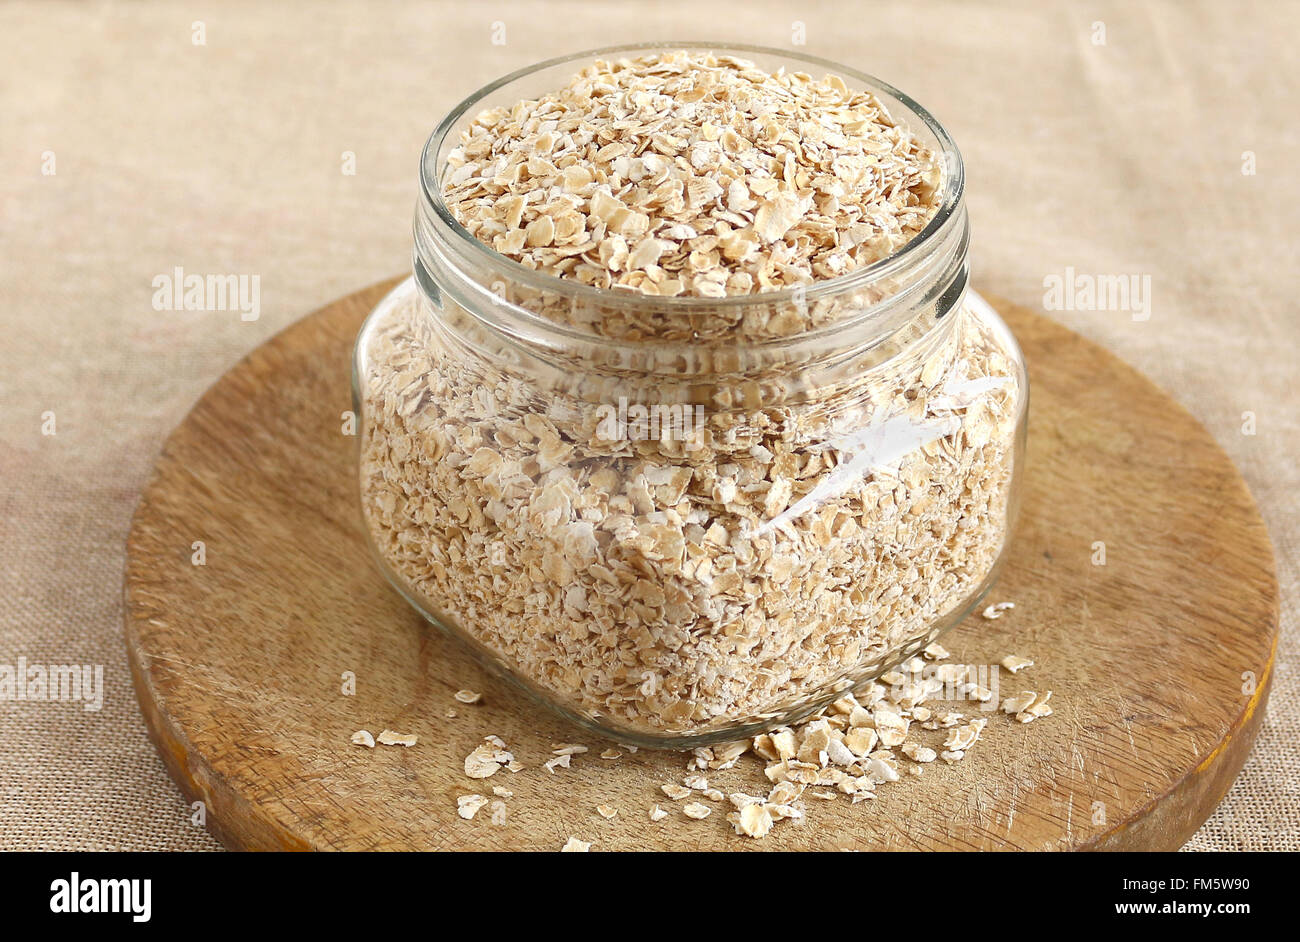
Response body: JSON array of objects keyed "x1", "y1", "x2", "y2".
[{"x1": 353, "y1": 44, "x2": 1028, "y2": 747}]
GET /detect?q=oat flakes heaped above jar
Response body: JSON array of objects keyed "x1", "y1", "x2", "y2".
[{"x1": 354, "y1": 44, "x2": 1028, "y2": 746}]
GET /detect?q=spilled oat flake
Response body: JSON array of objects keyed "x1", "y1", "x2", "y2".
[{"x1": 423, "y1": 639, "x2": 1055, "y2": 844}]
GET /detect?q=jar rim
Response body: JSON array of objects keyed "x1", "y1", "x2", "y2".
[{"x1": 418, "y1": 41, "x2": 965, "y2": 317}]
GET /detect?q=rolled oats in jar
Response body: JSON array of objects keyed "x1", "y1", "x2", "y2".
[{"x1": 353, "y1": 45, "x2": 1028, "y2": 745}]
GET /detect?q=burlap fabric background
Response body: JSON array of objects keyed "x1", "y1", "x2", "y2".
[{"x1": 2, "y1": 0, "x2": 1296, "y2": 851}]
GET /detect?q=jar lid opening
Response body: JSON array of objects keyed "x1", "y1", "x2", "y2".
[{"x1": 417, "y1": 42, "x2": 965, "y2": 329}]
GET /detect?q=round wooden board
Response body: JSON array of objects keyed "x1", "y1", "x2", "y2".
[{"x1": 124, "y1": 279, "x2": 1279, "y2": 851}]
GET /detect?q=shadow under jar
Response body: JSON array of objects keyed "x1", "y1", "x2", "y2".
[{"x1": 354, "y1": 43, "x2": 1028, "y2": 747}]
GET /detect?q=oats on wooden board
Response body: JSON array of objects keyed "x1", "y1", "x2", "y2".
[
  {"x1": 464, "y1": 735, "x2": 514, "y2": 778},
  {"x1": 1010, "y1": 690, "x2": 1053, "y2": 723},
  {"x1": 1001, "y1": 654, "x2": 1034, "y2": 673},
  {"x1": 730, "y1": 802, "x2": 774, "y2": 838},
  {"x1": 707, "y1": 656, "x2": 1056, "y2": 838},
  {"x1": 376, "y1": 730, "x2": 417, "y2": 747},
  {"x1": 430, "y1": 647, "x2": 1057, "y2": 842},
  {"x1": 552, "y1": 744, "x2": 588, "y2": 756},
  {"x1": 349, "y1": 666, "x2": 1058, "y2": 847},
  {"x1": 1001, "y1": 690, "x2": 1037, "y2": 715},
  {"x1": 350, "y1": 730, "x2": 375, "y2": 749}
]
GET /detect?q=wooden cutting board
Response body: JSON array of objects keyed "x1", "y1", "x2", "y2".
[{"x1": 123, "y1": 280, "x2": 1279, "y2": 851}]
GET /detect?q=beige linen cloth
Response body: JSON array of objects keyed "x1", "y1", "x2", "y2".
[{"x1": 1, "y1": 0, "x2": 1296, "y2": 851}]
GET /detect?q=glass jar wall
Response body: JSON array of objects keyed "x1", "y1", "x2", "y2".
[{"x1": 353, "y1": 45, "x2": 1028, "y2": 746}]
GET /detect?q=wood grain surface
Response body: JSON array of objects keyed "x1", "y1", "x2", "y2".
[{"x1": 123, "y1": 280, "x2": 1279, "y2": 851}]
